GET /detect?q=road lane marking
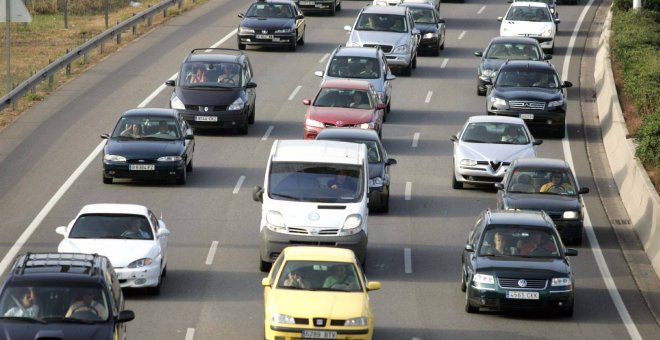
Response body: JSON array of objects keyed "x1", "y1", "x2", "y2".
[
  {"x1": 440, "y1": 58, "x2": 449, "y2": 69},
  {"x1": 233, "y1": 175, "x2": 246, "y2": 194},
  {"x1": 319, "y1": 53, "x2": 330, "y2": 63},
  {"x1": 478, "y1": 6, "x2": 486, "y2": 14},
  {"x1": 210, "y1": 28, "x2": 238, "y2": 48},
  {"x1": 412, "y1": 132, "x2": 420, "y2": 148},
  {"x1": 185, "y1": 328, "x2": 195, "y2": 340},
  {"x1": 405, "y1": 182, "x2": 412, "y2": 200},
  {"x1": 458, "y1": 31, "x2": 467, "y2": 40},
  {"x1": 424, "y1": 91, "x2": 432, "y2": 103},
  {"x1": 206, "y1": 241, "x2": 219, "y2": 265},
  {"x1": 262, "y1": 125, "x2": 274, "y2": 140},
  {"x1": 404, "y1": 248, "x2": 412, "y2": 274},
  {"x1": 288, "y1": 85, "x2": 302, "y2": 101}
]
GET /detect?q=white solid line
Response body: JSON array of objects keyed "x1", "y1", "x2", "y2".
[
  {"x1": 185, "y1": 328, "x2": 195, "y2": 340},
  {"x1": 477, "y1": 6, "x2": 486, "y2": 15},
  {"x1": 405, "y1": 182, "x2": 412, "y2": 200},
  {"x1": 412, "y1": 132, "x2": 420, "y2": 148},
  {"x1": 404, "y1": 248, "x2": 412, "y2": 274},
  {"x1": 206, "y1": 241, "x2": 219, "y2": 265},
  {"x1": 440, "y1": 58, "x2": 449, "y2": 69},
  {"x1": 262, "y1": 125, "x2": 274, "y2": 141},
  {"x1": 288, "y1": 85, "x2": 302, "y2": 101},
  {"x1": 233, "y1": 175, "x2": 246, "y2": 194},
  {"x1": 319, "y1": 53, "x2": 330, "y2": 63},
  {"x1": 210, "y1": 28, "x2": 238, "y2": 48},
  {"x1": 424, "y1": 91, "x2": 432, "y2": 103},
  {"x1": 560, "y1": 1, "x2": 641, "y2": 339},
  {"x1": 458, "y1": 31, "x2": 467, "y2": 40}
]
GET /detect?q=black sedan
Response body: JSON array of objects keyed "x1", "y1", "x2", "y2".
[
  {"x1": 495, "y1": 158, "x2": 589, "y2": 245},
  {"x1": 462, "y1": 209, "x2": 577, "y2": 316},
  {"x1": 315, "y1": 128, "x2": 397, "y2": 213},
  {"x1": 101, "y1": 108, "x2": 195, "y2": 185},
  {"x1": 237, "y1": 0, "x2": 306, "y2": 52},
  {"x1": 399, "y1": 2, "x2": 446, "y2": 56}
]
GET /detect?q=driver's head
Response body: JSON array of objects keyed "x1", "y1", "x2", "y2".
[
  {"x1": 551, "y1": 172, "x2": 563, "y2": 183},
  {"x1": 332, "y1": 265, "x2": 347, "y2": 278}
]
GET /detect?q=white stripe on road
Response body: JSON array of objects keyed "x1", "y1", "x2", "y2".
[
  {"x1": 458, "y1": 31, "x2": 467, "y2": 40},
  {"x1": 412, "y1": 132, "x2": 420, "y2": 148},
  {"x1": 210, "y1": 28, "x2": 238, "y2": 48},
  {"x1": 205, "y1": 241, "x2": 219, "y2": 265},
  {"x1": 404, "y1": 248, "x2": 412, "y2": 274},
  {"x1": 233, "y1": 176, "x2": 246, "y2": 194},
  {"x1": 478, "y1": 6, "x2": 486, "y2": 15},
  {"x1": 185, "y1": 328, "x2": 195, "y2": 340},
  {"x1": 405, "y1": 182, "x2": 412, "y2": 200},
  {"x1": 424, "y1": 91, "x2": 432, "y2": 103},
  {"x1": 440, "y1": 58, "x2": 449, "y2": 69},
  {"x1": 288, "y1": 85, "x2": 302, "y2": 101},
  {"x1": 319, "y1": 53, "x2": 330, "y2": 63},
  {"x1": 262, "y1": 125, "x2": 274, "y2": 141}
]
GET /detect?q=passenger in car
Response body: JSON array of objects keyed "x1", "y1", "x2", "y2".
[
  {"x1": 120, "y1": 123, "x2": 142, "y2": 138},
  {"x1": 283, "y1": 270, "x2": 311, "y2": 289},
  {"x1": 4, "y1": 287, "x2": 39, "y2": 317},
  {"x1": 189, "y1": 64, "x2": 207, "y2": 84}
]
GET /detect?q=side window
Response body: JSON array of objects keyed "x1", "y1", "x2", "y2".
[
  {"x1": 149, "y1": 211, "x2": 159, "y2": 233},
  {"x1": 105, "y1": 263, "x2": 122, "y2": 313},
  {"x1": 270, "y1": 255, "x2": 285, "y2": 282},
  {"x1": 468, "y1": 214, "x2": 484, "y2": 245}
]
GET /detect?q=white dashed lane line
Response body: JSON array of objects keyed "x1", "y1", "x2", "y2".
[
  {"x1": 205, "y1": 241, "x2": 219, "y2": 265},
  {"x1": 233, "y1": 175, "x2": 246, "y2": 194},
  {"x1": 262, "y1": 125, "x2": 274, "y2": 141},
  {"x1": 288, "y1": 85, "x2": 302, "y2": 101},
  {"x1": 458, "y1": 31, "x2": 467, "y2": 40},
  {"x1": 441, "y1": 58, "x2": 449, "y2": 69},
  {"x1": 412, "y1": 132, "x2": 420, "y2": 148},
  {"x1": 319, "y1": 53, "x2": 330, "y2": 63},
  {"x1": 478, "y1": 6, "x2": 486, "y2": 15},
  {"x1": 404, "y1": 248, "x2": 413, "y2": 274},
  {"x1": 424, "y1": 91, "x2": 432, "y2": 103},
  {"x1": 185, "y1": 327, "x2": 195, "y2": 340},
  {"x1": 405, "y1": 182, "x2": 412, "y2": 200}
]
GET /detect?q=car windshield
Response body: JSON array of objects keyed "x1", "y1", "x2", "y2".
[
  {"x1": 506, "y1": 168, "x2": 577, "y2": 195},
  {"x1": 0, "y1": 284, "x2": 110, "y2": 322},
  {"x1": 68, "y1": 214, "x2": 153, "y2": 240},
  {"x1": 486, "y1": 43, "x2": 541, "y2": 60},
  {"x1": 313, "y1": 88, "x2": 374, "y2": 109},
  {"x1": 461, "y1": 122, "x2": 530, "y2": 145},
  {"x1": 356, "y1": 13, "x2": 408, "y2": 33},
  {"x1": 506, "y1": 6, "x2": 551, "y2": 22},
  {"x1": 317, "y1": 138, "x2": 382, "y2": 163},
  {"x1": 111, "y1": 116, "x2": 181, "y2": 140},
  {"x1": 327, "y1": 57, "x2": 381, "y2": 79},
  {"x1": 277, "y1": 260, "x2": 363, "y2": 292},
  {"x1": 268, "y1": 162, "x2": 363, "y2": 203},
  {"x1": 478, "y1": 227, "x2": 560, "y2": 258},
  {"x1": 410, "y1": 8, "x2": 435, "y2": 24},
  {"x1": 495, "y1": 69, "x2": 559, "y2": 88},
  {"x1": 515, "y1": 0, "x2": 553, "y2": 6},
  {"x1": 179, "y1": 62, "x2": 242, "y2": 88},
  {"x1": 246, "y1": 3, "x2": 293, "y2": 18}
]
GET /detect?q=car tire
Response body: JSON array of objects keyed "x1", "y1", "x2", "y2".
[
  {"x1": 402, "y1": 62, "x2": 412, "y2": 76},
  {"x1": 380, "y1": 191, "x2": 389, "y2": 213},
  {"x1": 477, "y1": 84, "x2": 486, "y2": 96},
  {"x1": 260, "y1": 259, "x2": 272, "y2": 273},
  {"x1": 465, "y1": 287, "x2": 478, "y2": 313},
  {"x1": 102, "y1": 173, "x2": 113, "y2": 184},
  {"x1": 161, "y1": 265, "x2": 167, "y2": 278},
  {"x1": 298, "y1": 30, "x2": 305, "y2": 46},
  {"x1": 559, "y1": 301, "x2": 574, "y2": 317},
  {"x1": 238, "y1": 42, "x2": 245, "y2": 50},
  {"x1": 150, "y1": 272, "x2": 162, "y2": 296},
  {"x1": 337, "y1": 1, "x2": 341, "y2": 11},
  {"x1": 432, "y1": 44, "x2": 440, "y2": 56},
  {"x1": 289, "y1": 37, "x2": 297, "y2": 52},
  {"x1": 555, "y1": 123, "x2": 566, "y2": 138},
  {"x1": 248, "y1": 105, "x2": 256, "y2": 124},
  {"x1": 440, "y1": 39, "x2": 445, "y2": 50},
  {"x1": 412, "y1": 55, "x2": 417, "y2": 69},
  {"x1": 176, "y1": 166, "x2": 187, "y2": 185},
  {"x1": 186, "y1": 157, "x2": 193, "y2": 172},
  {"x1": 237, "y1": 123, "x2": 248, "y2": 135},
  {"x1": 452, "y1": 168, "x2": 463, "y2": 189},
  {"x1": 330, "y1": 1, "x2": 336, "y2": 16},
  {"x1": 461, "y1": 270, "x2": 466, "y2": 292}
]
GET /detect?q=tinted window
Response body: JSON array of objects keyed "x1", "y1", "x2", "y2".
[
  {"x1": 328, "y1": 57, "x2": 381, "y2": 79},
  {"x1": 479, "y1": 227, "x2": 560, "y2": 257},
  {"x1": 268, "y1": 162, "x2": 363, "y2": 203},
  {"x1": 495, "y1": 69, "x2": 559, "y2": 88},
  {"x1": 69, "y1": 214, "x2": 154, "y2": 240},
  {"x1": 357, "y1": 14, "x2": 408, "y2": 32},
  {"x1": 112, "y1": 116, "x2": 180, "y2": 140},
  {"x1": 486, "y1": 43, "x2": 541, "y2": 60},
  {"x1": 506, "y1": 7, "x2": 551, "y2": 22},
  {"x1": 410, "y1": 8, "x2": 435, "y2": 24}
]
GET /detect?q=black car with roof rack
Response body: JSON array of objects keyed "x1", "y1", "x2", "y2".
[
  {"x1": 165, "y1": 48, "x2": 257, "y2": 135},
  {"x1": 0, "y1": 253, "x2": 134, "y2": 339}
]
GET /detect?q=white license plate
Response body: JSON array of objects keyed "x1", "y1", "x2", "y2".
[
  {"x1": 299, "y1": 0, "x2": 314, "y2": 5},
  {"x1": 315, "y1": 4, "x2": 325, "y2": 7},
  {"x1": 129, "y1": 164, "x2": 155, "y2": 171},
  {"x1": 520, "y1": 113, "x2": 534, "y2": 120},
  {"x1": 256, "y1": 34, "x2": 274, "y2": 39},
  {"x1": 195, "y1": 116, "x2": 218, "y2": 122},
  {"x1": 506, "y1": 291, "x2": 539, "y2": 300},
  {"x1": 301, "y1": 330, "x2": 337, "y2": 339}
]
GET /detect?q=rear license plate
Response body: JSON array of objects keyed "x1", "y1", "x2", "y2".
[
  {"x1": 256, "y1": 34, "x2": 274, "y2": 39},
  {"x1": 520, "y1": 113, "x2": 534, "y2": 120},
  {"x1": 195, "y1": 116, "x2": 218, "y2": 122},
  {"x1": 301, "y1": 330, "x2": 337, "y2": 339},
  {"x1": 506, "y1": 291, "x2": 539, "y2": 300},
  {"x1": 129, "y1": 164, "x2": 155, "y2": 171},
  {"x1": 299, "y1": 1, "x2": 314, "y2": 5}
]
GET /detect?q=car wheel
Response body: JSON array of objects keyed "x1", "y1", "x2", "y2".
[
  {"x1": 102, "y1": 173, "x2": 113, "y2": 184},
  {"x1": 237, "y1": 124, "x2": 248, "y2": 135},
  {"x1": 337, "y1": 1, "x2": 341, "y2": 11},
  {"x1": 440, "y1": 39, "x2": 445, "y2": 50},
  {"x1": 238, "y1": 42, "x2": 245, "y2": 50},
  {"x1": 161, "y1": 265, "x2": 167, "y2": 278},
  {"x1": 330, "y1": 1, "x2": 336, "y2": 16},
  {"x1": 298, "y1": 31, "x2": 305, "y2": 46},
  {"x1": 477, "y1": 84, "x2": 486, "y2": 96},
  {"x1": 289, "y1": 37, "x2": 297, "y2": 52},
  {"x1": 260, "y1": 259, "x2": 272, "y2": 273},
  {"x1": 452, "y1": 168, "x2": 463, "y2": 189},
  {"x1": 412, "y1": 55, "x2": 417, "y2": 69},
  {"x1": 248, "y1": 104, "x2": 256, "y2": 124},
  {"x1": 150, "y1": 272, "x2": 162, "y2": 296},
  {"x1": 432, "y1": 43, "x2": 440, "y2": 56},
  {"x1": 548, "y1": 44, "x2": 554, "y2": 55},
  {"x1": 186, "y1": 157, "x2": 193, "y2": 172},
  {"x1": 465, "y1": 286, "x2": 478, "y2": 313},
  {"x1": 555, "y1": 122, "x2": 566, "y2": 138},
  {"x1": 460, "y1": 270, "x2": 466, "y2": 292},
  {"x1": 380, "y1": 190, "x2": 389, "y2": 213},
  {"x1": 386, "y1": 101, "x2": 391, "y2": 114},
  {"x1": 559, "y1": 300, "x2": 574, "y2": 317},
  {"x1": 402, "y1": 62, "x2": 412, "y2": 76},
  {"x1": 176, "y1": 166, "x2": 187, "y2": 185}
]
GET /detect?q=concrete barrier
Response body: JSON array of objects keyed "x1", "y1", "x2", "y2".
[{"x1": 595, "y1": 10, "x2": 660, "y2": 279}]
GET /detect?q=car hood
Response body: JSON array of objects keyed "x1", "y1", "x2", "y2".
[
  {"x1": 58, "y1": 239, "x2": 159, "y2": 267},
  {"x1": 368, "y1": 163, "x2": 384, "y2": 179},
  {"x1": 501, "y1": 22, "x2": 553, "y2": 36},
  {"x1": 481, "y1": 59, "x2": 506, "y2": 72},
  {"x1": 457, "y1": 142, "x2": 536, "y2": 162},
  {"x1": 501, "y1": 192, "x2": 581, "y2": 211},
  {"x1": 265, "y1": 200, "x2": 364, "y2": 229},
  {"x1": 415, "y1": 23, "x2": 438, "y2": 34},
  {"x1": 476, "y1": 256, "x2": 570, "y2": 276},
  {"x1": 269, "y1": 290, "x2": 369, "y2": 320},
  {"x1": 322, "y1": 75, "x2": 384, "y2": 93},
  {"x1": 0, "y1": 322, "x2": 112, "y2": 340},
  {"x1": 175, "y1": 86, "x2": 239, "y2": 106},
  {"x1": 307, "y1": 107, "x2": 374, "y2": 125},
  {"x1": 350, "y1": 30, "x2": 409, "y2": 48},
  {"x1": 105, "y1": 140, "x2": 183, "y2": 158},
  {"x1": 491, "y1": 87, "x2": 562, "y2": 101},
  {"x1": 240, "y1": 18, "x2": 294, "y2": 30}
]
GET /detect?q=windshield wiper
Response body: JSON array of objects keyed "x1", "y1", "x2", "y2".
[
  {"x1": 42, "y1": 316, "x2": 96, "y2": 324},
  {"x1": 270, "y1": 193, "x2": 302, "y2": 201},
  {"x1": 463, "y1": 139, "x2": 486, "y2": 143},
  {"x1": 0, "y1": 316, "x2": 47, "y2": 324}
]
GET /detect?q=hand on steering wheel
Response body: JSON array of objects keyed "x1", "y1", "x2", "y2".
[
  {"x1": 219, "y1": 78, "x2": 235, "y2": 85},
  {"x1": 548, "y1": 185, "x2": 566, "y2": 194}
]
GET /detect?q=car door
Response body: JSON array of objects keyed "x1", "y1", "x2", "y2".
[
  {"x1": 179, "y1": 116, "x2": 194, "y2": 162},
  {"x1": 243, "y1": 59, "x2": 257, "y2": 110},
  {"x1": 408, "y1": 11, "x2": 420, "y2": 54},
  {"x1": 150, "y1": 211, "x2": 169, "y2": 265},
  {"x1": 380, "y1": 52, "x2": 393, "y2": 106}
]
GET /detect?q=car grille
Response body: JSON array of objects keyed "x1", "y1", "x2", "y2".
[
  {"x1": 475, "y1": 161, "x2": 511, "y2": 172},
  {"x1": 127, "y1": 159, "x2": 156, "y2": 163},
  {"x1": 498, "y1": 277, "x2": 548, "y2": 290},
  {"x1": 185, "y1": 104, "x2": 229, "y2": 112},
  {"x1": 509, "y1": 101, "x2": 545, "y2": 110},
  {"x1": 287, "y1": 226, "x2": 341, "y2": 236},
  {"x1": 324, "y1": 122, "x2": 355, "y2": 128},
  {"x1": 363, "y1": 44, "x2": 393, "y2": 53}
]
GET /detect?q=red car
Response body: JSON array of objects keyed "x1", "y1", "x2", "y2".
[{"x1": 303, "y1": 79, "x2": 385, "y2": 140}]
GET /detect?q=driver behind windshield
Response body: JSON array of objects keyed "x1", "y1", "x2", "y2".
[{"x1": 539, "y1": 171, "x2": 574, "y2": 193}]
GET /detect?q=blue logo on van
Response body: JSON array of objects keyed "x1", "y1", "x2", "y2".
[{"x1": 308, "y1": 213, "x2": 320, "y2": 221}]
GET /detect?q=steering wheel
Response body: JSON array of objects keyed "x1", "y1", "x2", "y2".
[
  {"x1": 70, "y1": 305, "x2": 99, "y2": 320},
  {"x1": 548, "y1": 185, "x2": 566, "y2": 194},
  {"x1": 219, "y1": 78, "x2": 236, "y2": 85}
]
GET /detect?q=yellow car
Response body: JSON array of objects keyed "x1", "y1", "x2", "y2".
[{"x1": 262, "y1": 246, "x2": 381, "y2": 340}]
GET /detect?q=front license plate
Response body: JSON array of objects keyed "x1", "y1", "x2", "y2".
[
  {"x1": 299, "y1": 0, "x2": 314, "y2": 5},
  {"x1": 129, "y1": 164, "x2": 155, "y2": 171},
  {"x1": 506, "y1": 291, "x2": 539, "y2": 300},
  {"x1": 195, "y1": 116, "x2": 218, "y2": 122},
  {"x1": 256, "y1": 34, "x2": 274, "y2": 39},
  {"x1": 301, "y1": 330, "x2": 337, "y2": 339},
  {"x1": 315, "y1": 4, "x2": 325, "y2": 7},
  {"x1": 520, "y1": 113, "x2": 534, "y2": 120}
]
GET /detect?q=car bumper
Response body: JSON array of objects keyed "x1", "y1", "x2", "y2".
[
  {"x1": 298, "y1": 2, "x2": 335, "y2": 13},
  {"x1": 238, "y1": 34, "x2": 296, "y2": 47},
  {"x1": 303, "y1": 126, "x2": 323, "y2": 140},
  {"x1": 455, "y1": 163, "x2": 508, "y2": 186},
  {"x1": 103, "y1": 162, "x2": 185, "y2": 180},
  {"x1": 418, "y1": 37, "x2": 439, "y2": 51},
  {"x1": 266, "y1": 324, "x2": 372, "y2": 340},
  {"x1": 487, "y1": 108, "x2": 566, "y2": 129},
  {"x1": 178, "y1": 108, "x2": 248, "y2": 130},
  {"x1": 552, "y1": 219, "x2": 583, "y2": 240},
  {"x1": 115, "y1": 263, "x2": 161, "y2": 288},
  {"x1": 468, "y1": 284, "x2": 573, "y2": 312},
  {"x1": 368, "y1": 185, "x2": 388, "y2": 209},
  {"x1": 260, "y1": 228, "x2": 368, "y2": 264},
  {"x1": 385, "y1": 53, "x2": 412, "y2": 67}
]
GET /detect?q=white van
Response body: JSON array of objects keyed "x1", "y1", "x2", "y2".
[{"x1": 253, "y1": 140, "x2": 369, "y2": 272}]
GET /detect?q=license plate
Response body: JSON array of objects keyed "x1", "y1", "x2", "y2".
[
  {"x1": 520, "y1": 113, "x2": 534, "y2": 120},
  {"x1": 299, "y1": 0, "x2": 314, "y2": 5},
  {"x1": 195, "y1": 116, "x2": 218, "y2": 122},
  {"x1": 256, "y1": 34, "x2": 274, "y2": 39},
  {"x1": 301, "y1": 330, "x2": 337, "y2": 339},
  {"x1": 315, "y1": 4, "x2": 325, "y2": 7},
  {"x1": 129, "y1": 164, "x2": 155, "y2": 171},
  {"x1": 506, "y1": 291, "x2": 539, "y2": 300}
]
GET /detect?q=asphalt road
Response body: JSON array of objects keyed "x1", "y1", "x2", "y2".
[{"x1": 0, "y1": 0, "x2": 658, "y2": 339}]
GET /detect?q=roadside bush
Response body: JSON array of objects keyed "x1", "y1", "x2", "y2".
[
  {"x1": 25, "y1": 0, "x2": 131, "y2": 15},
  {"x1": 613, "y1": 0, "x2": 660, "y2": 11},
  {"x1": 636, "y1": 109, "x2": 660, "y2": 166}
]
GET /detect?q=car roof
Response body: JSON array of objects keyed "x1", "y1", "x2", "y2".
[
  {"x1": 488, "y1": 36, "x2": 543, "y2": 45},
  {"x1": 485, "y1": 209, "x2": 555, "y2": 228},
  {"x1": 512, "y1": 157, "x2": 570, "y2": 170},
  {"x1": 282, "y1": 246, "x2": 357, "y2": 262},
  {"x1": 510, "y1": 1, "x2": 549, "y2": 8},
  {"x1": 334, "y1": 46, "x2": 382, "y2": 58},
  {"x1": 320, "y1": 79, "x2": 372, "y2": 90},
  {"x1": 77, "y1": 203, "x2": 149, "y2": 217},
  {"x1": 500, "y1": 60, "x2": 555, "y2": 71},
  {"x1": 121, "y1": 108, "x2": 179, "y2": 118},
  {"x1": 316, "y1": 128, "x2": 380, "y2": 141},
  {"x1": 8, "y1": 253, "x2": 110, "y2": 284},
  {"x1": 467, "y1": 115, "x2": 526, "y2": 124},
  {"x1": 362, "y1": 5, "x2": 408, "y2": 15},
  {"x1": 271, "y1": 140, "x2": 366, "y2": 165},
  {"x1": 185, "y1": 48, "x2": 245, "y2": 64},
  {"x1": 399, "y1": 2, "x2": 435, "y2": 10}
]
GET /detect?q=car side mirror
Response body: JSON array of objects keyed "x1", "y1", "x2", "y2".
[
  {"x1": 367, "y1": 281, "x2": 381, "y2": 291},
  {"x1": 296, "y1": 15, "x2": 304, "y2": 20},
  {"x1": 117, "y1": 310, "x2": 135, "y2": 323},
  {"x1": 474, "y1": 51, "x2": 483, "y2": 57},
  {"x1": 412, "y1": 28, "x2": 420, "y2": 35},
  {"x1": 533, "y1": 139, "x2": 543, "y2": 146},
  {"x1": 507, "y1": 0, "x2": 513, "y2": 3},
  {"x1": 55, "y1": 226, "x2": 67, "y2": 236},
  {"x1": 578, "y1": 187, "x2": 589, "y2": 194},
  {"x1": 450, "y1": 135, "x2": 458, "y2": 142},
  {"x1": 437, "y1": 17, "x2": 445, "y2": 24},
  {"x1": 464, "y1": 244, "x2": 474, "y2": 252},
  {"x1": 564, "y1": 248, "x2": 578, "y2": 256},
  {"x1": 562, "y1": 81, "x2": 573, "y2": 88},
  {"x1": 185, "y1": 134, "x2": 194, "y2": 140},
  {"x1": 302, "y1": 99, "x2": 311, "y2": 105},
  {"x1": 314, "y1": 71, "x2": 323, "y2": 77},
  {"x1": 544, "y1": 54, "x2": 553, "y2": 60},
  {"x1": 101, "y1": 133, "x2": 109, "y2": 139},
  {"x1": 238, "y1": 13, "x2": 245, "y2": 18},
  {"x1": 261, "y1": 277, "x2": 272, "y2": 287},
  {"x1": 165, "y1": 80, "x2": 175, "y2": 87},
  {"x1": 253, "y1": 186, "x2": 264, "y2": 202},
  {"x1": 386, "y1": 158, "x2": 397, "y2": 166},
  {"x1": 494, "y1": 182, "x2": 504, "y2": 190},
  {"x1": 483, "y1": 78, "x2": 493, "y2": 85},
  {"x1": 247, "y1": 82, "x2": 257, "y2": 89},
  {"x1": 386, "y1": 74, "x2": 396, "y2": 81},
  {"x1": 497, "y1": 17, "x2": 503, "y2": 22},
  {"x1": 554, "y1": 19, "x2": 561, "y2": 24},
  {"x1": 157, "y1": 228, "x2": 171, "y2": 238},
  {"x1": 344, "y1": 25, "x2": 352, "y2": 32}
]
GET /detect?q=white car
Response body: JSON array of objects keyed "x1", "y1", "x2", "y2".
[
  {"x1": 56, "y1": 203, "x2": 170, "y2": 295},
  {"x1": 498, "y1": 1, "x2": 559, "y2": 53},
  {"x1": 450, "y1": 115, "x2": 542, "y2": 189}
]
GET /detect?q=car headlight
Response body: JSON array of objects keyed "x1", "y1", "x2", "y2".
[
  {"x1": 481, "y1": 68, "x2": 495, "y2": 78},
  {"x1": 358, "y1": 122, "x2": 376, "y2": 130},
  {"x1": 345, "y1": 317, "x2": 368, "y2": 326},
  {"x1": 275, "y1": 27, "x2": 294, "y2": 34},
  {"x1": 346, "y1": 41, "x2": 361, "y2": 47},
  {"x1": 305, "y1": 118, "x2": 325, "y2": 128},
  {"x1": 239, "y1": 26, "x2": 254, "y2": 34},
  {"x1": 340, "y1": 214, "x2": 363, "y2": 235},
  {"x1": 548, "y1": 99, "x2": 564, "y2": 107},
  {"x1": 423, "y1": 32, "x2": 438, "y2": 39},
  {"x1": 551, "y1": 277, "x2": 571, "y2": 287},
  {"x1": 550, "y1": 8, "x2": 556, "y2": 14},
  {"x1": 266, "y1": 211, "x2": 286, "y2": 232},
  {"x1": 157, "y1": 156, "x2": 182, "y2": 162},
  {"x1": 391, "y1": 44, "x2": 409, "y2": 54},
  {"x1": 271, "y1": 313, "x2": 295, "y2": 324},
  {"x1": 368, "y1": 177, "x2": 383, "y2": 188},
  {"x1": 541, "y1": 29, "x2": 554, "y2": 37},
  {"x1": 104, "y1": 154, "x2": 126, "y2": 162},
  {"x1": 460, "y1": 159, "x2": 477, "y2": 166},
  {"x1": 170, "y1": 94, "x2": 185, "y2": 110},
  {"x1": 377, "y1": 92, "x2": 386, "y2": 103},
  {"x1": 490, "y1": 96, "x2": 508, "y2": 110},
  {"x1": 473, "y1": 273, "x2": 494, "y2": 285},
  {"x1": 228, "y1": 97, "x2": 245, "y2": 111},
  {"x1": 127, "y1": 258, "x2": 153, "y2": 268},
  {"x1": 562, "y1": 211, "x2": 579, "y2": 219}
]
